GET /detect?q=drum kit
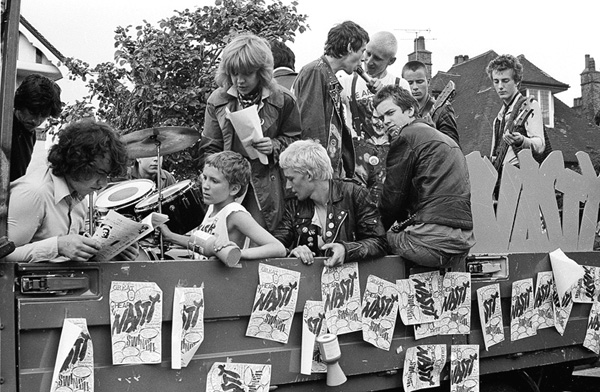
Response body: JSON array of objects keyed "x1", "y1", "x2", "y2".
[{"x1": 91, "y1": 126, "x2": 204, "y2": 260}]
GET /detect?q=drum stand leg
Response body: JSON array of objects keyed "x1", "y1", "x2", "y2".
[{"x1": 154, "y1": 137, "x2": 166, "y2": 260}]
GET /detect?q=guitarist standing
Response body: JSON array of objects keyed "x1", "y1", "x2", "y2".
[
  {"x1": 402, "y1": 60, "x2": 460, "y2": 146},
  {"x1": 487, "y1": 54, "x2": 545, "y2": 169}
]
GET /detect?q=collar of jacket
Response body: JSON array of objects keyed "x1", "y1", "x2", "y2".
[{"x1": 210, "y1": 85, "x2": 284, "y2": 109}]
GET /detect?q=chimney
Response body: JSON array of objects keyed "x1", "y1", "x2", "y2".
[
  {"x1": 407, "y1": 36, "x2": 432, "y2": 79},
  {"x1": 578, "y1": 54, "x2": 600, "y2": 125},
  {"x1": 454, "y1": 55, "x2": 469, "y2": 65}
]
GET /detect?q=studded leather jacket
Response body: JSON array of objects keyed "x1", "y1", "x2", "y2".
[{"x1": 273, "y1": 179, "x2": 388, "y2": 262}]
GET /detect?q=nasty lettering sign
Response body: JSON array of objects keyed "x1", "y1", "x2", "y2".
[
  {"x1": 110, "y1": 281, "x2": 162, "y2": 364},
  {"x1": 403, "y1": 344, "x2": 446, "y2": 392},
  {"x1": 206, "y1": 362, "x2": 271, "y2": 392},
  {"x1": 476, "y1": 284, "x2": 504, "y2": 350},
  {"x1": 573, "y1": 266, "x2": 600, "y2": 304},
  {"x1": 552, "y1": 280, "x2": 574, "y2": 336},
  {"x1": 246, "y1": 264, "x2": 300, "y2": 344},
  {"x1": 510, "y1": 278, "x2": 536, "y2": 341},
  {"x1": 321, "y1": 262, "x2": 362, "y2": 335},
  {"x1": 172, "y1": 286, "x2": 204, "y2": 369},
  {"x1": 397, "y1": 271, "x2": 443, "y2": 326},
  {"x1": 51, "y1": 318, "x2": 94, "y2": 392},
  {"x1": 450, "y1": 345, "x2": 479, "y2": 392},
  {"x1": 361, "y1": 275, "x2": 399, "y2": 351}
]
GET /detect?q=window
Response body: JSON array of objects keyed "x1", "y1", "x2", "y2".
[{"x1": 526, "y1": 88, "x2": 554, "y2": 128}]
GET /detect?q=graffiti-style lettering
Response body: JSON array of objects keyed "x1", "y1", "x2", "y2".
[
  {"x1": 511, "y1": 287, "x2": 532, "y2": 319},
  {"x1": 534, "y1": 281, "x2": 552, "y2": 308},
  {"x1": 182, "y1": 299, "x2": 203, "y2": 331},
  {"x1": 323, "y1": 272, "x2": 357, "y2": 312},
  {"x1": 362, "y1": 294, "x2": 398, "y2": 319},
  {"x1": 414, "y1": 279, "x2": 438, "y2": 318},
  {"x1": 442, "y1": 281, "x2": 470, "y2": 312},
  {"x1": 253, "y1": 282, "x2": 298, "y2": 312},
  {"x1": 218, "y1": 364, "x2": 244, "y2": 392},
  {"x1": 60, "y1": 332, "x2": 90, "y2": 372},
  {"x1": 588, "y1": 314, "x2": 600, "y2": 331},
  {"x1": 483, "y1": 291, "x2": 499, "y2": 324},
  {"x1": 112, "y1": 294, "x2": 161, "y2": 335},
  {"x1": 451, "y1": 353, "x2": 478, "y2": 385},
  {"x1": 416, "y1": 346, "x2": 435, "y2": 385},
  {"x1": 306, "y1": 313, "x2": 325, "y2": 335}
]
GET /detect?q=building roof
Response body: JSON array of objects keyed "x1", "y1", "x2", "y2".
[
  {"x1": 20, "y1": 15, "x2": 65, "y2": 62},
  {"x1": 432, "y1": 50, "x2": 600, "y2": 163}
]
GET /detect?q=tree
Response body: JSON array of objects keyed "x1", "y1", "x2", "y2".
[{"x1": 62, "y1": 0, "x2": 308, "y2": 179}]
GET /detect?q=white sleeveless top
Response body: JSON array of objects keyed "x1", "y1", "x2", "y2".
[{"x1": 194, "y1": 202, "x2": 250, "y2": 249}]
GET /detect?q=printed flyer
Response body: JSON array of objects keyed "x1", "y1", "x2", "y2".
[
  {"x1": 206, "y1": 362, "x2": 271, "y2": 392},
  {"x1": 552, "y1": 280, "x2": 574, "y2": 336},
  {"x1": 476, "y1": 283, "x2": 504, "y2": 350},
  {"x1": 361, "y1": 275, "x2": 399, "y2": 351},
  {"x1": 321, "y1": 262, "x2": 362, "y2": 335},
  {"x1": 573, "y1": 266, "x2": 600, "y2": 303},
  {"x1": 583, "y1": 301, "x2": 600, "y2": 354},
  {"x1": 450, "y1": 345, "x2": 479, "y2": 392},
  {"x1": 51, "y1": 318, "x2": 94, "y2": 392},
  {"x1": 172, "y1": 286, "x2": 204, "y2": 369},
  {"x1": 533, "y1": 271, "x2": 555, "y2": 330},
  {"x1": 403, "y1": 344, "x2": 447, "y2": 392},
  {"x1": 300, "y1": 300, "x2": 327, "y2": 375},
  {"x1": 246, "y1": 264, "x2": 300, "y2": 344},
  {"x1": 438, "y1": 272, "x2": 471, "y2": 335},
  {"x1": 110, "y1": 281, "x2": 162, "y2": 364},
  {"x1": 397, "y1": 271, "x2": 443, "y2": 326},
  {"x1": 510, "y1": 278, "x2": 536, "y2": 341}
]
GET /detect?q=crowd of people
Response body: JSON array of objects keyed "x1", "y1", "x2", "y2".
[{"x1": 6, "y1": 20, "x2": 548, "y2": 269}]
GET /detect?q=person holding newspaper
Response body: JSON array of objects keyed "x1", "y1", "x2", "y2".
[
  {"x1": 6, "y1": 120, "x2": 139, "y2": 262},
  {"x1": 197, "y1": 33, "x2": 301, "y2": 232}
]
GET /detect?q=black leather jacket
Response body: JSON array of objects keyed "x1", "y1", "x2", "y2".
[
  {"x1": 379, "y1": 119, "x2": 473, "y2": 231},
  {"x1": 274, "y1": 179, "x2": 388, "y2": 262}
]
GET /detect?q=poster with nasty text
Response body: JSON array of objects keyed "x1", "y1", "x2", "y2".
[
  {"x1": 510, "y1": 278, "x2": 536, "y2": 341},
  {"x1": 583, "y1": 300, "x2": 600, "y2": 354},
  {"x1": 573, "y1": 266, "x2": 600, "y2": 303},
  {"x1": 110, "y1": 281, "x2": 162, "y2": 365},
  {"x1": 397, "y1": 271, "x2": 443, "y2": 326},
  {"x1": 552, "y1": 280, "x2": 574, "y2": 336},
  {"x1": 403, "y1": 344, "x2": 447, "y2": 392},
  {"x1": 361, "y1": 275, "x2": 399, "y2": 351},
  {"x1": 533, "y1": 271, "x2": 555, "y2": 330},
  {"x1": 321, "y1": 262, "x2": 362, "y2": 335},
  {"x1": 300, "y1": 300, "x2": 327, "y2": 375},
  {"x1": 246, "y1": 264, "x2": 300, "y2": 344},
  {"x1": 172, "y1": 286, "x2": 204, "y2": 369},
  {"x1": 51, "y1": 318, "x2": 94, "y2": 392},
  {"x1": 450, "y1": 345, "x2": 479, "y2": 392},
  {"x1": 206, "y1": 362, "x2": 271, "y2": 392},
  {"x1": 476, "y1": 283, "x2": 504, "y2": 350}
]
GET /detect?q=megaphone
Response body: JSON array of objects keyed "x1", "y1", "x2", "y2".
[{"x1": 316, "y1": 333, "x2": 347, "y2": 387}]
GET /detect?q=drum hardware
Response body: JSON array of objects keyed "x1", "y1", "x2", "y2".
[{"x1": 121, "y1": 126, "x2": 200, "y2": 260}]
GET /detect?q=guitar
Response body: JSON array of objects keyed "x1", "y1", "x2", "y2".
[
  {"x1": 428, "y1": 80, "x2": 456, "y2": 120},
  {"x1": 492, "y1": 98, "x2": 534, "y2": 174}
]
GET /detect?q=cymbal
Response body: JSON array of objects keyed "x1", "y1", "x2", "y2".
[{"x1": 122, "y1": 126, "x2": 200, "y2": 158}]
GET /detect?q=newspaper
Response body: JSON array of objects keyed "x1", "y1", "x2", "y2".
[
  {"x1": 227, "y1": 105, "x2": 268, "y2": 165},
  {"x1": 92, "y1": 209, "x2": 169, "y2": 261}
]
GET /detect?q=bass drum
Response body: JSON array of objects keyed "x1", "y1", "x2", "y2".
[
  {"x1": 95, "y1": 179, "x2": 156, "y2": 221},
  {"x1": 135, "y1": 180, "x2": 205, "y2": 234}
]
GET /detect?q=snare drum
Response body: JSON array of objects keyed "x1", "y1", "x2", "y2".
[
  {"x1": 95, "y1": 179, "x2": 156, "y2": 221},
  {"x1": 134, "y1": 180, "x2": 205, "y2": 234}
]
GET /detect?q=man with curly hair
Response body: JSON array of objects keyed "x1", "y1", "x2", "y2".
[{"x1": 6, "y1": 120, "x2": 138, "y2": 262}]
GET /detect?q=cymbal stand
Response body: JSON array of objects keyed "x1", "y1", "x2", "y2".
[
  {"x1": 151, "y1": 130, "x2": 166, "y2": 260},
  {"x1": 88, "y1": 192, "x2": 95, "y2": 235}
]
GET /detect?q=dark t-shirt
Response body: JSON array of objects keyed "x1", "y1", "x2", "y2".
[{"x1": 10, "y1": 114, "x2": 36, "y2": 182}]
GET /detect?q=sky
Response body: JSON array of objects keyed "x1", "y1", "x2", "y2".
[{"x1": 19, "y1": 0, "x2": 599, "y2": 107}]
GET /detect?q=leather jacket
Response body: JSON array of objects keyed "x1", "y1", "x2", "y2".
[
  {"x1": 274, "y1": 179, "x2": 389, "y2": 262},
  {"x1": 379, "y1": 119, "x2": 473, "y2": 230}
]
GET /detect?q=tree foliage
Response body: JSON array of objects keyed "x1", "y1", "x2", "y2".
[{"x1": 62, "y1": 0, "x2": 308, "y2": 179}]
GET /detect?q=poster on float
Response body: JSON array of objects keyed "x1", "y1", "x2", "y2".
[
  {"x1": 450, "y1": 345, "x2": 479, "y2": 392},
  {"x1": 573, "y1": 266, "x2": 600, "y2": 304},
  {"x1": 300, "y1": 300, "x2": 327, "y2": 375},
  {"x1": 476, "y1": 283, "x2": 504, "y2": 350},
  {"x1": 533, "y1": 271, "x2": 555, "y2": 330},
  {"x1": 397, "y1": 271, "x2": 443, "y2": 326},
  {"x1": 583, "y1": 300, "x2": 600, "y2": 354},
  {"x1": 246, "y1": 264, "x2": 300, "y2": 344},
  {"x1": 510, "y1": 278, "x2": 536, "y2": 341},
  {"x1": 402, "y1": 344, "x2": 446, "y2": 392},
  {"x1": 206, "y1": 362, "x2": 271, "y2": 392},
  {"x1": 361, "y1": 274, "x2": 399, "y2": 351},
  {"x1": 110, "y1": 281, "x2": 162, "y2": 364},
  {"x1": 50, "y1": 318, "x2": 94, "y2": 392},
  {"x1": 321, "y1": 262, "x2": 362, "y2": 335},
  {"x1": 172, "y1": 286, "x2": 204, "y2": 369}
]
